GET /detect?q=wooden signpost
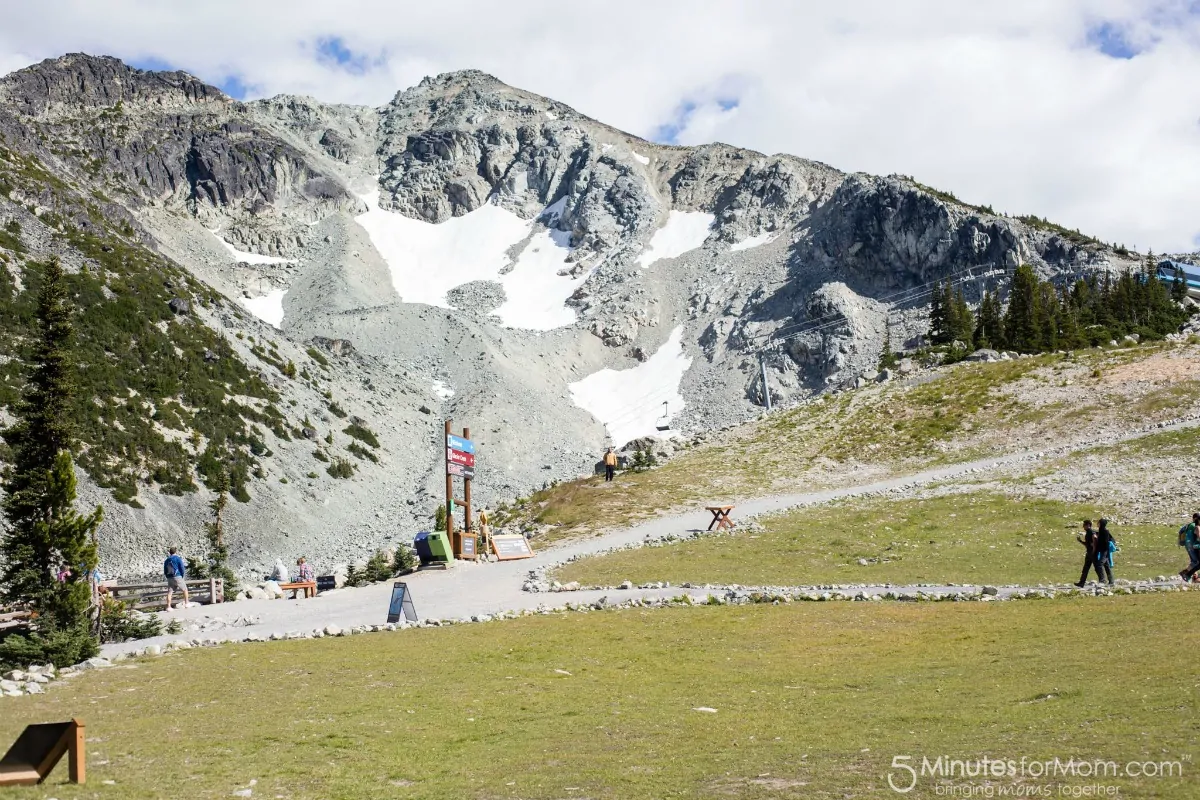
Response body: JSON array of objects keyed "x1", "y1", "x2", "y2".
[{"x1": 444, "y1": 421, "x2": 477, "y2": 559}]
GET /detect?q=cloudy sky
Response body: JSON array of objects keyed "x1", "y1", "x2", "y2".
[{"x1": 2, "y1": 1, "x2": 1198, "y2": 252}]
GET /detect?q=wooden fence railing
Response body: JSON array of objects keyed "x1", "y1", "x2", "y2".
[
  {"x1": 0, "y1": 607, "x2": 33, "y2": 633},
  {"x1": 107, "y1": 578, "x2": 224, "y2": 611}
]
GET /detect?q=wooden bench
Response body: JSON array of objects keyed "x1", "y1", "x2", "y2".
[
  {"x1": 705, "y1": 505, "x2": 736, "y2": 531},
  {"x1": 108, "y1": 578, "x2": 223, "y2": 611},
  {"x1": 278, "y1": 581, "x2": 317, "y2": 599}
]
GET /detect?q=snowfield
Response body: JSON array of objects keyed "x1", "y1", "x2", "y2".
[
  {"x1": 241, "y1": 289, "x2": 287, "y2": 328},
  {"x1": 631, "y1": 150, "x2": 651, "y2": 166},
  {"x1": 568, "y1": 326, "x2": 692, "y2": 448},
  {"x1": 636, "y1": 211, "x2": 715, "y2": 268},
  {"x1": 495, "y1": 228, "x2": 587, "y2": 330},
  {"x1": 211, "y1": 231, "x2": 297, "y2": 265},
  {"x1": 730, "y1": 232, "x2": 777, "y2": 252},
  {"x1": 355, "y1": 191, "x2": 582, "y2": 331}
]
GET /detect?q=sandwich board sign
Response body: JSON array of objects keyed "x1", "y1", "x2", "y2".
[
  {"x1": 491, "y1": 534, "x2": 535, "y2": 561},
  {"x1": 386, "y1": 582, "x2": 418, "y2": 624}
]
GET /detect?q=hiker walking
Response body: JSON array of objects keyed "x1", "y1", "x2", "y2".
[
  {"x1": 1095, "y1": 518, "x2": 1116, "y2": 586},
  {"x1": 163, "y1": 547, "x2": 189, "y2": 610},
  {"x1": 603, "y1": 448, "x2": 617, "y2": 482},
  {"x1": 1075, "y1": 519, "x2": 1098, "y2": 587},
  {"x1": 1180, "y1": 513, "x2": 1200, "y2": 583}
]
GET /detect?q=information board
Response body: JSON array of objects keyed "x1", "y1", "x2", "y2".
[
  {"x1": 386, "y1": 582, "x2": 418, "y2": 624},
  {"x1": 491, "y1": 534, "x2": 535, "y2": 561}
]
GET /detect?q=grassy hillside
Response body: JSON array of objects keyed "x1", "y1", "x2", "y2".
[
  {"x1": 1, "y1": 595, "x2": 1193, "y2": 798},
  {"x1": 499, "y1": 342, "x2": 1200, "y2": 543},
  {"x1": 0, "y1": 142, "x2": 288, "y2": 505}
]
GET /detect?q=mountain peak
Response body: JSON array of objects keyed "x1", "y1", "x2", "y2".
[{"x1": 0, "y1": 52, "x2": 230, "y2": 117}]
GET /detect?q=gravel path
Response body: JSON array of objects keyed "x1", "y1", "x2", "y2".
[{"x1": 100, "y1": 436, "x2": 1154, "y2": 657}]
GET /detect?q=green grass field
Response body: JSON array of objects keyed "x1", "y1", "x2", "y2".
[
  {"x1": 555, "y1": 492, "x2": 1183, "y2": 588},
  {"x1": 0, "y1": 596, "x2": 1194, "y2": 799}
]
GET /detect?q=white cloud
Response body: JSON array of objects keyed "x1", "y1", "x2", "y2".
[{"x1": 1, "y1": 1, "x2": 1198, "y2": 250}]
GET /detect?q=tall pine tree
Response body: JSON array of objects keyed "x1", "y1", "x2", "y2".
[
  {"x1": 1003, "y1": 264, "x2": 1042, "y2": 353},
  {"x1": 1, "y1": 257, "x2": 103, "y2": 668}
]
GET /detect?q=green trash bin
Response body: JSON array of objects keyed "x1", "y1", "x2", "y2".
[{"x1": 427, "y1": 531, "x2": 453, "y2": 562}]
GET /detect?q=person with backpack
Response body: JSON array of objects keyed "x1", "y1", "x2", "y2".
[
  {"x1": 1075, "y1": 519, "x2": 1098, "y2": 587},
  {"x1": 1179, "y1": 513, "x2": 1200, "y2": 583},
  {"x1": 163, "y1": 547, "x2": 189, "y2": 610},
  {"x1": 1095, "y1": 519, "x2": 1116, "y2": 586}
]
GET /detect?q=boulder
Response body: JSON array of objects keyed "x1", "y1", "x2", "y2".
[
  {"x1": 167, "y1": 297, "x2": 190, "y2": 315},
  {"x1": 324, "y1": 625, "x2": 343, "y2": 637},
  {"x1": 243, "y1": 586, "x2": 270, "y2": 601},
  {"x1": 263, "y1": 581, "x2": 285, "y2": 599},
  {"x1": 965, "y1": 349, "x2": 1000, "y2": 363}
]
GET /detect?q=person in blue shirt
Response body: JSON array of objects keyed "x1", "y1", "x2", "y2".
[{"x1": 163, "y1": 547, "x2": 189, "y2": 610}]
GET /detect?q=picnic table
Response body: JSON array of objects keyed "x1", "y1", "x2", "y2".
[{"x1": 705, "y1": 505, "x2": 735, "y2": 531}]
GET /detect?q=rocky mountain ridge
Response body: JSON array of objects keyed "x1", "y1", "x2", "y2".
[{"x1": 0, "y1": 53, "x2": 1142, "y2": 577}]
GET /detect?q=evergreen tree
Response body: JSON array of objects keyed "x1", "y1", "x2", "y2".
[
  {"x1": 927, "y1": 279, "x2": 948, "y2": 345},
  {"x1": 202, "y1": 468, "x2": 237, "y2": 593},
  {"x1": 1003, "y1": 264, "x2": 1041, "y2": 353},
  {"x1": 951, "y1": 285, "x2": 975, "y2": 345},
  {"x1": 1172, "y1": 266, "x2": 1189, "y2": 303},
  {"x1": 1035, "y1": 282, "x2": 1060, "y2": 352},
  {"x1": 0, "y1": 257, "x2": 103, "y2": 668},
  {"x1": 878, "y1": 325, "x2": 899, "y2": 370},
  {"x1": 973, "y1": 290, "x2": 1005, "y2": 350}
]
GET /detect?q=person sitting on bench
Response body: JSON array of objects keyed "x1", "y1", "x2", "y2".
[{"x1": 296, "y1": 557, "x2": 314, "y2": 583}]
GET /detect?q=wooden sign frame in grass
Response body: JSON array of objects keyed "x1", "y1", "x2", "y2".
[
  {"x1": 491, "y1": 534, "x2": 534, "y2": 561},
  {"x1": 0, "y1": 718, "x2": 85, "y2": 786}
]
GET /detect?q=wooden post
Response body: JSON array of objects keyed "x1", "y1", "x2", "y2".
[
  {"x1": 444, "y1": 419, "x2": 455, "y2": 554},
  {"x1": 463, "y1": 426, "x2": 472, "y2": 538},
  {"x1": 69, "y1": 718, "x2": 85, "y2": 784},
  {"x1": 209, "y1": 576, "x2": 217, "y2": 604}
]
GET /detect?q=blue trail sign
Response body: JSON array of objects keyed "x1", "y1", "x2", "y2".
[{"x1": 446, "y1": 434, "x2": 475, "y2": 454}]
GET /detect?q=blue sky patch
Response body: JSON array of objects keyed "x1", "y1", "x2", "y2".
[
  {"x1": 1086, "y1": 21, "x2": 1140, "y2": 59},
  {"x1": 315, "y1": 35, "x2": 375, "y2": 74},
  {"x1": 652, "y1": 97, "x2": 740, "y2": 144}
]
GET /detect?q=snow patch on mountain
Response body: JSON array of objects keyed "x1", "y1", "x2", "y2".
[
  {"x1": 637, "y1": 211, "x2": 715, "y2": 268},
  {"x1": 568, "y1": 326, "x2": 691, "y2": 447},
  {"x1": 211, "y1": 230, "x2": 297, "y2": 265},
  {"x1": 241, "y1": 289, "x2": 287, "y2": 328},
  {"x1": 730, "y1": 232, "x2": 777, "y2": 252},
  {"x1": 355, "y1": 190, "x2": 528, "y2": 307},
  {"x1": 356, "y1": 191, "x2": 582, "y2": 329},
  {"x1": 495, "y1": 229, "x2": 586, "y2": 330}
]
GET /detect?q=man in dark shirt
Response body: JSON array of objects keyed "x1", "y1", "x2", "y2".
[
  {"x1": 164, "y1": 547, "x2": 189, "y2": 610},
  {"x1": 1075, "y1": 520, "x2": 1097, "y2": 588}
]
